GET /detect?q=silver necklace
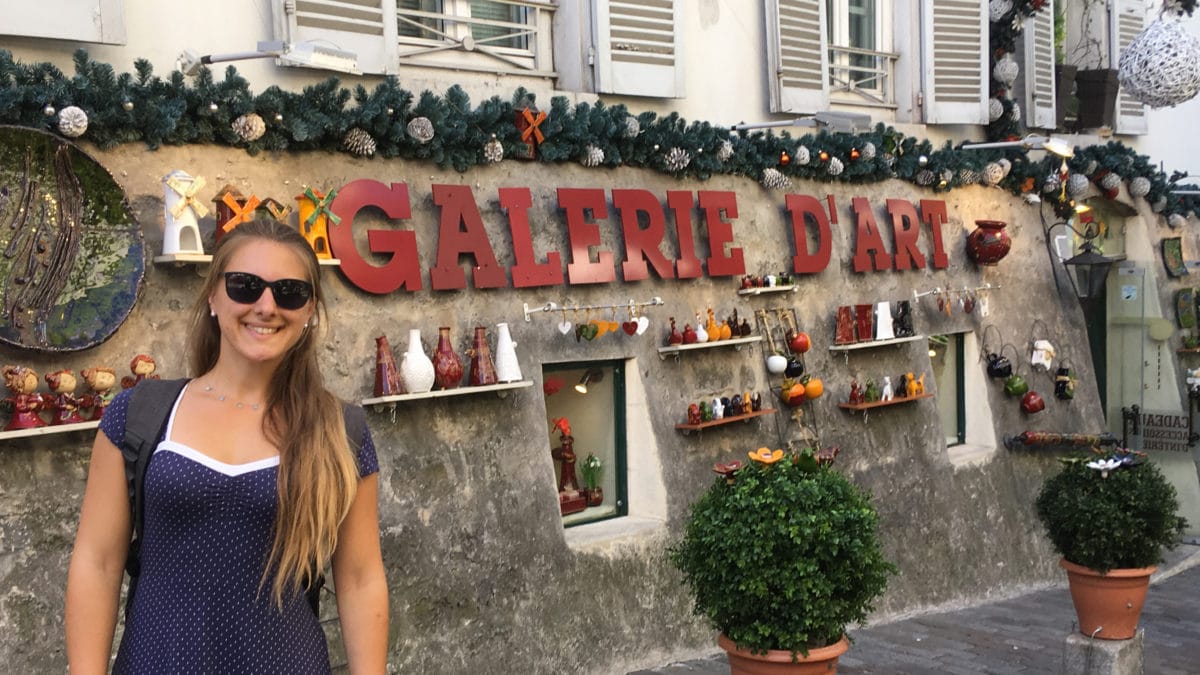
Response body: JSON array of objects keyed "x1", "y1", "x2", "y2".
[{"x1": 202, "y1": 384, "x2": 261, "y2": 411}]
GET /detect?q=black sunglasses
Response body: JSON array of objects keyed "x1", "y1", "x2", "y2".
[{"x1": 223, "y1": 272, "x2": 314, "y2": 310}]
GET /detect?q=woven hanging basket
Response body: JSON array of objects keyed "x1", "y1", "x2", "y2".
[{"x1": 1118, "y1": 19, "x2": 1200, "y2": 108}]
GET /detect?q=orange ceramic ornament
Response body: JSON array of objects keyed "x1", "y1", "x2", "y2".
[{"x1": 804, "y1": 376, "x2": 824, "y2": 399}]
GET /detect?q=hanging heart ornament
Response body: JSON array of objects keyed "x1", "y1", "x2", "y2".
[
  {"x1": 621, "y1": 321, "x2": 638, "y2": 335},
  {"x1": 636, "y1": 316, "x2": 651, "y2": 335},
  {"x1": 558, "y1": 321, "x2": 573, "y2": 335}
]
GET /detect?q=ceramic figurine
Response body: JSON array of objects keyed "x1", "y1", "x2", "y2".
[
  {"x1": 904, "y1": 372, "x2": 918, "y2": 397},
  {"x1": 875, "y1": 302, "x2": 895, "y2": 340},
  {"x1": 892, "y1": 301, "x2": 915, "y2": 337},
  {"x1": 706, "y1": 309, "x2": 721, "y2": 340},
  {"x1": 711, "y1": 397, "x2": 725, "y2": 420},
  {"x1": 834, "y1": 306, "x2": 856, "y2": 345},
  {"x1": 700, "y1": 400, "x2": 713, "y2": 421},
  {"x1": 3, "y1": 366, "x2": 46, "y2": 431},
  {"x1": 880, "y1": 376, "x2": 894, "y2": 402},
  {"x1": 687, "y1": 403, "x2": 702, "y2": 425},
  {"x1": 295, "y1": 186, "x2": 337, "y2": 259},
  {"x1": 550, "y1": 417, "x2": 585, "y2": 515},
  {"x1": 719, "y1": 320, "x2": 733, "y2": 341},
  {"x1": 493, "y1": 323, "x2": 522, "y2": 383},
  {"x1": 432, "y1": 327, "x2": 464, "y2": 390},
  {"x1": 897, "y1": 373, "x2": 910, "y2": 398},
  {"x1": 848, "y1": 379, "x2": 865, "y2": 405},
  {"x1": 864, "y1": 378, "x2": 880, "y2": 403},
  {"x1": 667, "y1": 317, "x2": 683, "y2": 345},
  {"x1": 751, "y1": 392, "x2": 762, "y2": 412},
  {"x1": 694, "y1": 314, "x2": 709, "y2": 343},
  {"x1": 730, "y1": 395, "x2": 742, "y2": 417},
  {"x1": 1055, "y1": 366, "x2": 1076, "y2": 400},
  {"x1": 374, "y1": 335, "x2": 404, "y2": 397},
  {"x1": 212, "y1": 184, "x2": 262, "y2": 245},
  {"x1": 121, "y1": 354, "x2": 161, "y2": 390},
  {"x1": 855, "y1": 304, "x2": 875, "y2": 342},
  {"x1": 401, "y1": 329, "x2": 437, "y2": 393},
  {"x1": 45, "y1": 369, "x2": 87, "y2": 425},
  {"x1": 80, "y1": 367, "x2": 117, "y2": 421},
  {"x1": 1030, "y1": 339, "x2": 1056, "y2": 371},
  {"x1": 742, "y1": 390, "x2": 753, "y2": 414},
  {"x1": 682, "y1": 323, "x2": 698, "y2": 344},
  {"x1": 721, "y1": 397, "x2": 732, "y2": 416},
  {"x1": 160, "y1": 170, "x2": 206, "y2": 256}
]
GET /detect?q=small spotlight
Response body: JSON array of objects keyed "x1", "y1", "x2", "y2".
[{"x1": 575, "y1": 369, "x2": 604, "y2": 394}]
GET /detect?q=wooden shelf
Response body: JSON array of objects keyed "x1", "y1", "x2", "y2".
[
  {"x1": 838, "y1": 392, "x2": 934, "y2": 412},
  {"x1": 737, "y1": 284, "x2": 797, "y2": 296},
  {"x1": 674, "y1": 408, "x2": 777, "y2": 431},
  {"x1": 658, "y1": 335, "x2": 762, "y2": 359},
  {"x1": 0, "y1": 420, "x2": 100, "y2": 441},
  {"x1": 828, "y1": 334, "x2": 925, "y2": 352},
  {"x1": 1177, "y1": 348, "x2": 1200, "y2": 353},
  {"x1": 154, "y1": 253, "x2": 341, "y2": 266},
  {"x1": 362, "y1": 380, "x2": 532, "y2": 407}
]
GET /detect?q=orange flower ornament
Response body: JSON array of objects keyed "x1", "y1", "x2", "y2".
[{"x1": 748, "y1": 447, "x2": 785, "y2": 464}]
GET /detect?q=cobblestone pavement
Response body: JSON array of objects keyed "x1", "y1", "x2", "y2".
[{"x1": 630, "y1": 544, "x2": 1200, "y2": 675}]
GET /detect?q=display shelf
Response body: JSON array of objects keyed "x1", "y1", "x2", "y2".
[
  {"x1": 0, "y1": 420, "x2": 100, "y2": 441},
  {"x1": 828, "y1": 334, "x2": 925, "y2": 352},
  {"x1": 674, "y1": 408, "x2": 777, "y2": 432},
  {"x1": 837, "y1": 392, "x2": 933, "y2": 412},
  {"x1": 1177, "y1": 347, "x2": 1200, "y2": 354},
  {"x1": 362, "y1": 380, "x2": 532, "y2": 407},
  {"x1": 657, "y1": 335, "x2": 762, "y2": 359},
  {"x1": 153, "y1": 253, "x2": 341, "y2": 266},
  {"x1": 737, "y1": 284, "x2": 797, "y2": 296}
]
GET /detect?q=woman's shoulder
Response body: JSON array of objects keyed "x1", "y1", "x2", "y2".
[{"x1": 97, "y1": 387, "x2": 137, "y2": 446}]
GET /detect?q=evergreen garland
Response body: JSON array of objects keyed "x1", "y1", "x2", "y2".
[{"x1": 0, "y1": 48, "x2": 1195, "y2": 219}]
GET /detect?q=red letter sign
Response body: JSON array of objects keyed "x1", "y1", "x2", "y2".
[
  {"x1": 786, "y1": 194, "x2": 833, "y2": 274},
  {"x1": 613, "y1": 189, "x2": 676, "y2": 281},
  {"x1": 919, "y1": 200, "x2": 950, "y2": 269},
  {"x1": 559, "y1": 188, "x2": 616, "y2": 284},
  {"x1": 698, "y1": 191, "x2": 745, "y2": 277},
  {"x1": 850, "y1": 197, "x2": 893, "y2": 272},
  {"x1": 501, "y1": 187, "x2": 563, "y2": 288},
  {"x1": 429, "y1": 184, "x2": 507, "y2": 290},
  {"x1": 666, "y1": 191, "x2": 703, "y2": 279},
  {"x1": 328, "y1": 180, "x2": 421, "y2": 294},
  {"x1": 886, "y1": 199, "x2": 926, "y2": 271}
]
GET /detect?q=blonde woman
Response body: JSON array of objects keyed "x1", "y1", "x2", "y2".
[{"x1": 66, "y1": 220, "x2": 388, "y2": 673}]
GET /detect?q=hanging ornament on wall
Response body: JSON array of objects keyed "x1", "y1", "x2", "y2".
[
  {"x1": 342, "y1": 128, "x2": 376, "y2": 157},
  {"x1": 581, "y1": 144, "x2": 605, "y2": 168},
  {"x1": 1117, "y1": 18, "x2": 1200, "y2": 108},
  {"x1": 827, "y1": 157, "x2": 845, "y2": 176},
  {"x1": 57, "y1": 106, "x2": 88, "y2": 138},
  {"x1": 483, "y1": 135, "x2": 504, "y2": 163},
  {"x1": 993, "y1": 55, "x2": 1019, "y2": 87},
  {"x1": 1129, "y1": 176, "x2": 1152, "y2": 198},
  {"x1": 407, "y1": 116, "x2": 435, "y2": 144},
  {"x1": 989, "y1": 0, "x2": 1014, "y2": 22},
  {"x1": 958, "y1": 168, "x2": 981, "y2": 185},
  {"x1": 1098, "y1": 171, "x2": 1123, "y2": 191},
  {"x1": 121, "y1": 100, "x2": 134, "y2": 112},
  {"x1": 1042, "y1": 173, "x2": 1062, "y2": 194},
  {"x1": 43, "y1": 104, "x2": 56, "y2": 117},
  {"x1": 1153, "y1": 196, "x2": 1168, "y2": 212},
  {"x1": 232, "y1": 113, "x2": 266, "y2": 142},
  {"x1": 717, "y1": 139, "x2": 734, "y2": 162},
  {"x1": 988, "y1": 98, "x2": 1004, "y2": 123},
  {"x1": 622, "y1": 115, "x2": 641, "y2": 138},
  {"x1": 1169, "y1": 213, "x2": 1188, "y2": 228},
  {"x1": 779, "y1": 150, "x2": 791, "y2": 166},
  {"x1": 1067, "y1": 173, "x2": 1091, "y2": 198},
  {"x1": 860, "y1": 142, "x2": 876, "y2": 161},
  {"x1": 760, "y1": 168, "x2": 792, "y2": 191},
  {"x1": 982, "y1": 162, "x2": 1005, "y2": 186},
  {"x1": 795, "y1": 146, "x2": 811, "y2": 165},
  {"x1": 664, "y1": 147, "x2": 692, "y2": 172}
]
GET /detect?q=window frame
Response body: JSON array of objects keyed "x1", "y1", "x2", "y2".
[{"x1": 930, "y1": 332, "x2": 967, "y2": 447}]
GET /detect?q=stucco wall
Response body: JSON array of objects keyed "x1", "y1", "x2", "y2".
[{"x1": 0, "y1": 142, "x2": 1107, "y2": 673}]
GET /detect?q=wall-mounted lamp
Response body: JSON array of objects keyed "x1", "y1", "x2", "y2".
[
  {"x1": 575, "y1": 369, "x2": 604, "y2": 394},
  {"x1": 1049, "y1": 222, "x2": 1124, "y2": 301},
  {"x1": 729, "y1": 111, "x2": 873, "y2": 134},
  {"x1": 177, "y1": 40, "x2": 360, "y2": 76},
  {"x1": 960, "y1": 133, "x2": 1075, "y2": 158}
]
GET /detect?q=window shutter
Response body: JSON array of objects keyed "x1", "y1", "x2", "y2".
[
  {"x1": 921, "y1": 0, "x2": 987, "y2": 124},
  {"x1": 0, "y1": 0, "x2": 126, "y2": 44},
  {"x1": 594, "y1": 0, "x2": 684, "y2": 98},
  {"x1": 276, "y1": 0, "x2": 396, "y2": 75},
  {"x1": 1111, "y1": 0, "x2": 1147, "y2": 135},
  {"x1": 765, "y1": 0, "x2": 828, "y2": 114},
  {"x1": 1023, "y1": 1, "x2": 1056, "y2": 130}
]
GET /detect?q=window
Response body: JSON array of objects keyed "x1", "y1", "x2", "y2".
[
  {"x1": 929, "y1": 331, "x2": 998, "y2": 466},
  {"x1": 930, "y1": 334, "x2": 965, "y2": 446},
  {"x1": 543, "y1": 362, "x2": 627, "y2": 527},
  {"x1": 826, "y1": 0, "x2": 880, "y2": 93},
  {"x1": 0, "y1": 0, "x2": 126, "y2": 44}
]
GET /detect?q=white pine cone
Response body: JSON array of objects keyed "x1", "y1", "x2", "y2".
[
  {"x1": 1169, "y1": 213, "x2": 1188, "y2": 228},
  {"x1": 1008, "y1": 102, "x2": 1021, "y2": 122},
  {"x1": 1043, "y1": 174, "x2": 1062, "y2": 193},
  {"x1": 1099, "y1": 172, "x2": 1122, "y2": 191},
  {"x1": 664, "y1": 147, "x2": 691, "y2": 172},
  {"x1": 483, "y1": 136, "x2": 504, "y2": 163},
  {"x1": 1129, "y1": 176, "x2": 1151, "y2": 198},
  {"x1": 989, "y1": 0, "x2": 1014, "y2": 22},
  {"x1": 57, "y1": 105, "x2": 88, "y2": 138},
  {"x1": 993, "y1": 56, "x2": 1019, "y2": 87},
  {"x1": 915, "y1": 169, "x2": 935, "y2": 186},
  {"x1": 581, "y1": 144, "x2": 606, "y2": 168},
  {"x1": 406, "y1": 116, "x2": 435, "y2": 144},
  {"x1": 1084, "y1": 160, "x2": 1098, "y2": 175},
  {"x1": 982, "y1": 162, "x2": 1005, "y2": 186},
  {"x1": 622, "y1": 115, "x2": 641, "y2": 138},
  {"x1": 860, "y1": 142, "x2": 876, "y2": 161},
  {"x1": 988, "y1": 98, "x2": 1004, "y2": 123},
  {"x1": 827, "y1": 157, "x2": 845, "y2": 176},
  {"x1": 717, "y1": 139, "x2": 734, "y2": 162},
  {"x1": 342, "y1": 128, "x2": 376, "y2": 157},
  {"x1": 760, "y1": 168, "x2": 792, "y2": 191},
  {"x1": 232, "y1": 113, "x2": 266, "y2": 142},
  {"x1": 957, "y1": 169, "x2": 981, "y2": 185},
  {"x1": 1067, "y1": 173, "x2": 1091, "y2": 198},
  {"x1": 795, "y1": 146, "x2": 811, "y2": 165}
]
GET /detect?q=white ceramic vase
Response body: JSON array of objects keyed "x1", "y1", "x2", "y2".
[
  {"x1": 494, "y1": 322, "x2": 523, "y2": 383},
  {"x1": 400, "y1": 328, "x2": 436, "y2": 394},
  {"x1": 875, "y1": 301, "x2": 895, "y2": 340}
]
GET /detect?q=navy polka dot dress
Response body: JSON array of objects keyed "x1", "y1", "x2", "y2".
[{"x1": 99, "y1": 385, "x2": 379, "y2": 675}]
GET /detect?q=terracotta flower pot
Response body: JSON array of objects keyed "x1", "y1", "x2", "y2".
[
  {"x1": 965, "y1": 220, "x2": 1012, "y2": 266},
  {"x1": 718, "y1": 633, "x2": 849, "y2": 675},
  {"x1": 1060, "y1": 559, "x2": 1155, "y2": 640}
]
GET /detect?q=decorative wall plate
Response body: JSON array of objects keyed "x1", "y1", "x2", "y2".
[
  {"x1": 1162, "y1": 236, "x2": 1188, "y2": 278},
  {"x1": 0, "y1": 126, "x2": 143, "y2": 351}
]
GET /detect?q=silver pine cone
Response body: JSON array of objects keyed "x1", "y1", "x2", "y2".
[
  {"x1": 760, "y1": 168, "x2": 792, "y2": 191},
  {"x1": 622, "y1": 116, "x2": 641, "y2": 138},
  {"x1": 232, "y1": 113, "x2": 266, "y2": 142},
  {"x1": 343, "y1": 128, "x2": 376, "y2": 157},
  {"x1": 57, "y1": 106, "x2": 88, "y2": 138},
  {"x1": 581, "y1": 144, "x2": 606, "y2": 168},
  {"x1": 664, "y1": 147, "x2": 691, "y2": 172},
  {"x1": 716, "y1": 139, "x2": 734, "y2": 162},
  {"x1": 406, "y1": 116, "x2": 435, "y2": 144}
]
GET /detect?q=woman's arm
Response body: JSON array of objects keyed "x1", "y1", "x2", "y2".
[
  {"x1": 331, "y1": 473, "x2": 389, "y2": 674},
  {"x1": 65, "y1": 432, "x2": 133, "y2": 674}
]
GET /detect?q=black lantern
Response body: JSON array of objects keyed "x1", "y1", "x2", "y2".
[{"x1": 1062, "y1": 233, "x2": 1121, "y2": 301}]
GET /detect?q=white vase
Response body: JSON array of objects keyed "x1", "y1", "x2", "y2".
[
  {"x1": 400, "y1": 328, "x2": 436, "y2": 394},
  {"x1": 494, "y1": 322, "x2": 523, "y2": 383},
  {"x1": 875, "y1": 301, "x2": 895, "y2": 340}
]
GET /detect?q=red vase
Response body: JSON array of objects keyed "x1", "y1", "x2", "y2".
[
  {"x1": 467, "y1": 326, "x2": 498, "y2": 386},
  {"x1": 432, "y1": 327, "x2": 464, "y2": 390},
  {"x1": 966, "y1": 219, "x2": 1012, "y2": 265},
  {"x1": 374, "y1": 335, "x2": 403, "y2": 397}
]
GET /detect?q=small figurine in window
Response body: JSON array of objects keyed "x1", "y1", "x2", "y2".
[
  {"x1": 121, "y1": 354, "x2": 161, "y2": 390},
  {"x1": 3, "y1": 365, "x2": 47, "y2": 431},
  {"x1": 550, "y1": 417, "x2": 581, "y2": 496},
  {"x1": 81, "y1": 367, "x2": 118, "y2": 420},
  {"x1": 45, "y1": 369, "x2": 87, "y2": 425}
]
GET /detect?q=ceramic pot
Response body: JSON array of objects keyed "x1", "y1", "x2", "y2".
[
  {"x1": 493, "y1": 323, "x2": 522, "y2": 383},
  {"x1": 966, "y1": 220, "x2": 1012, "y2": 265},
  {"x1": 585, "y1": 486, "x2": 604, "y2": 507},
  {"x1": 718, "y1": 633, "x2": 848, "y2": 675},
  {"x1": 1004, "y1": 373, "x2": 1029, "y2": 397},
  {"x1": 432, "y1": 326, "x2": 464, "y2": 390},
  {"x1": 1055, "y1": 366, "x2": 1076, "y2": 400},
  {"x1": 986, "y1": 352, "x2": 1012, "y2": 379},
  {"x1": 1020, "y1": 390, "x2": 1045, "y2": 414},
  {"x1": 400, "y1": 329, "x2": 435, "y2": 394},
  {"x1": 467, "y1": 326, "x2": 498, "y2": 386},
  {"x1": 766, "y1": 354, "x2": 788, "y2": 374},
  {"x1": 682, "y1": 324, "x2": 698, "y2": 344},
  {"x1": 1060, "y1": 559, "x2": 1155, "y2": 640},
  {"x1": 855, "y1": 304, "x2": 874, "y2": 342},
  {"x1": 784, "y1": 357, "x2": 805, "y2": 378},
  {"x1": 374, "y1": 335, "x2": 404, "y2": 397}
]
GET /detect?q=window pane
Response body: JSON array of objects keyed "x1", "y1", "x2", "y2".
[
  {"x1": 470, "y1": 1, "x2": 528, "y2": 50},
  {"x1": 930, "y1": 334, "x2": 964, "y2": 446},
  {"x1": 398, "y1": 0, "x2": 443, "y2": 39}
]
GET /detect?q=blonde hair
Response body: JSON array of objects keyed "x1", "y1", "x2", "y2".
[{"x1": 186, "y1": 219, "x2": 360, "y2": 608}]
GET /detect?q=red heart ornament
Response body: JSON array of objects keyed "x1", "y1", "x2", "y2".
[{"x1": 621, "y1": 321, "x2": 638, "y2": 335}]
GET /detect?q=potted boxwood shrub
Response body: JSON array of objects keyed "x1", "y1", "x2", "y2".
[
  {"x1": 1035, "y1": 449, "x2": 1188, "y2": 639},
  {"x1": 669, "y1": 447, "x2": 895, "y2": 674}
]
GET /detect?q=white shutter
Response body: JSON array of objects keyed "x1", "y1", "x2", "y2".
[
  {"x1": 594, "y1": 0, "x2": 684, "y2": 98},
  {"x1": 921, "y1": 0, "x2": 987, "y2": 124},
  {"x1": 766, "y1": 0, "x2": 829, "y2": 114},
  {"x1": 276, "y1": 0, "x2": 396, "y2": 75},
  {"x1": 1023, "y1": 0, "x2": 1056, "y2": 130},
  {"x1": 0, "y1": 0, "x2": 125, "y2": 44},
  {"x1": 1111, "y1": 0, "x2": 1147, "y2": 135}
]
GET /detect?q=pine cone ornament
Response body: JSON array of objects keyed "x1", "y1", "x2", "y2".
[
  {"x1": 1043, "y1": 174, "x2": 1062, "y2": 193},
  {"x1": 997, "y1": 158, "x2": 1012, "y2": 178},
  {"x1": 957, "y1": 168, "x2": 981, "y2": 185},
  {"x1": 1008, "y1": 101, "x2": 1021, "y2": 122},
  {"x1": 1067, "y1": 173, "x2": 1091, "y2": 198},
  {"x1": 342, "y1": 128, "x2": 376, "y2": 157},
  {"x1": 716, "y1": 139, "x2": 734, "y2": 162},
  {"x1": 1169, "y1": 213, "x2": 1188, "y2": 228},
  {"x1": 993, "y1": 56, "x2": 1019, "y2": 87},
  {"x1": 232, "y1": 113, "x2": 266, "y2": 142},
  {"x1": 622, "y1": 115, "x2": 641, "y2": 139},
  {"x1": 406, "y1": 116, "x2": 435, "y2": 144},
  {"x1": 664, "y1": 147, "x2": 691, "y2": 172},
  {"x1": 982, "y1": 162, "x2": 1005, "y2": 186},
  {"x1": 795, "y1": 146, "x2": 811, "y2": 165},
  {"x1": 988, "y1": 98, "x2": 1004, "y2": 123},
  {"x1": 827, "y1": 157, "x2": 845, "y2": 176},
  {"x1": 57, "y1": 106, "x2": 88, "y2": 138},
  {"x1": 581, "y1": 144, "x2": 606, "y2": 168},
  {"x1": 860, "y1": 142, "x2": 876, "y2": 161},
  {"x1": 915, "y1": 169, "x2": 935, "y2": 186},
  {"x1": 1099, "y1": 172, "x2": 1122, "y2": 191},
  {"x1": 1084, "y1": 160, "x2": 1099, "y2": 175},
  {"x1": 760, "y1": 168, "x2": 792, "y2": 191},
  {"x1": 1129, "y1": 176, "x2": 1151, "y2": 198},
  {"x1": 483, "y1": 136, "x2": 504, "y2": 163}
]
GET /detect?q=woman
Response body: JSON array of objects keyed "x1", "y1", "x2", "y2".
[{"x1": 66, "y1": 220, "x2": 388, "y2": 673}]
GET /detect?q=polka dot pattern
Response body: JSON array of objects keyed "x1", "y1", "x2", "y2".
[{"x1": 99, "y1": 387, "x2": 379, "y2": 674}]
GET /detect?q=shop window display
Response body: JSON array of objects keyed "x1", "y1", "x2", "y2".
[
  {"x1": 930, "y1": 333, "x2": 965, "y2": 446},
  {"x1": 543, "y1": 362, "x2": 626, "y2": 527}
]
